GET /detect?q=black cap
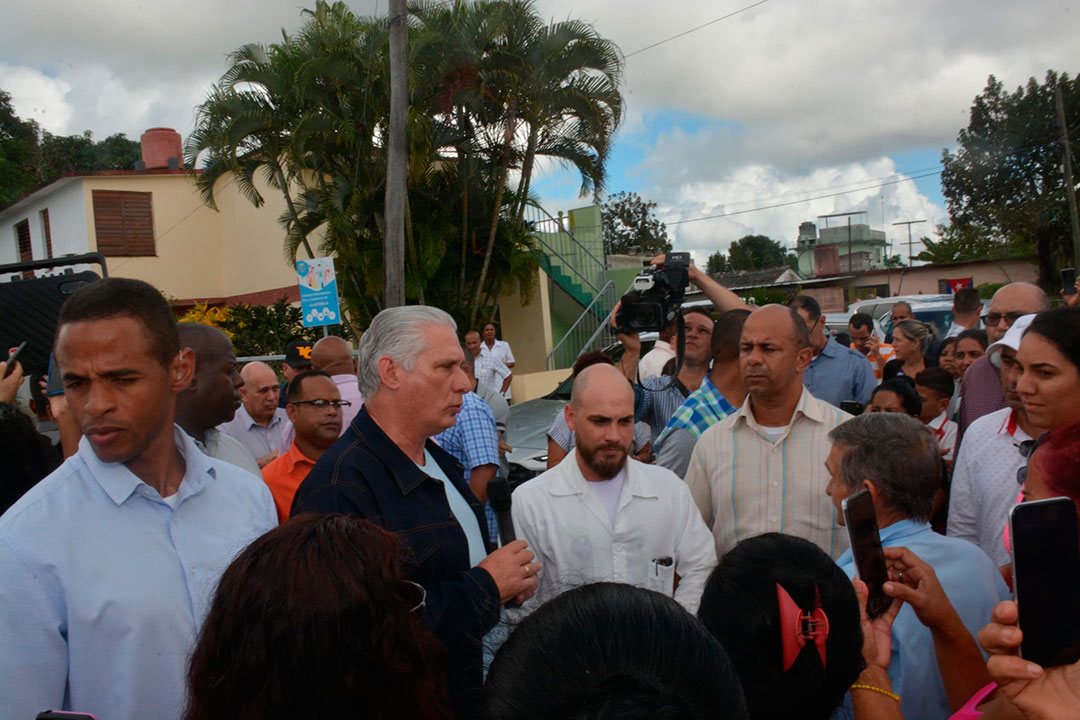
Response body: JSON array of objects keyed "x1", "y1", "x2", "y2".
[{"x1": 284, "y1": 339, "x2": 313, "y2": 368}]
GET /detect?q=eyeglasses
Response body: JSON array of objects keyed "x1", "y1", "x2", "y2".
[
  {"x1": 401, "y1": 580, "x2": 426, "y2": 614},
  {"x1": 1016, "y1": 432, "x2": 1049, "y2": 486},
  {"x1": 288, "y1": 399, "x2": 352, "y2": 410},
  {"x1": 983, "y1": 311, "x2": 1026, "y2": 328}
]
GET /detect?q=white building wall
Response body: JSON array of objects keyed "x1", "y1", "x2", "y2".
[{"x1": 0, "y1": 179, "x2": 90, "y2": 279}]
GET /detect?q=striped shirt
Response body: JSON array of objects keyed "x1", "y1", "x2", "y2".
[
  {"x1": 638, "y1": 375, "x2": 692, "y2": 442},
  {"x1": 684, "y1": 387, "x2": 852, "y2": 559}
]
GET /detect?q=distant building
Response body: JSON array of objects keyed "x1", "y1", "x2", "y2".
[{"x1": 796, "y1": 220, "x2": 889, "y2": 277}]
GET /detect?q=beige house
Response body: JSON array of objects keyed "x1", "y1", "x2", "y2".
[{"x1": 0, "y1": 128, "x2": 304, "y2": 308}]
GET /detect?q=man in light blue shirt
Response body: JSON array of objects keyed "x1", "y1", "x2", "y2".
[
  {"x1": 824, "y1": 412, "x2": 1008, "y2": 720},
  {"x1": 791, "y1": 295, "x2": 875, "y2": 410},
  {"x1": 0, "y1": 278, "x2": 277, "y2": 720}
]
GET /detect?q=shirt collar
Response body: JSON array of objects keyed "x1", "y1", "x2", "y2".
[
  {"x1": 878, "y1": 517, "x2": 931, "y2": 543},
  {"x1": 549, "y1": 451, "x2": 658, "y2": 499},
  {"x1": 82, "y1": 425, "x2": 216, "y2": 507},
  {"x1": 279, "y1": 440, "x2": 317, "y2": 474},
  {"x1": 736, "y1": 386, "x2": 826, "y2": 431},
  {"x1": 235, "y1": 404, "x2": 283, "y2": 431},
  {"x1": 817, "y1": 337, "x2": 842, "y2": 359}
]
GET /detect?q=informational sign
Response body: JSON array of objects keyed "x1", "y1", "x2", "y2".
[
  {"x1": 946, "y1": 277, "x2": 974, "y2": 294},
  {"x1": 297, "y1": 257, "x2": 340, "y2": 327}
]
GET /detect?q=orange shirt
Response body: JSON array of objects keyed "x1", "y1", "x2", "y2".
[
  {"x1": 261, "y1": 441, "x2": 317, "y2": 523},
  {"x1": 851, "y1": 342, "x2": 896, "y2": 380}
]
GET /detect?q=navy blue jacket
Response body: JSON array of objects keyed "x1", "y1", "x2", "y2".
[{"x1": 291, "y1": 406, "x2": 500, "y2": 716}]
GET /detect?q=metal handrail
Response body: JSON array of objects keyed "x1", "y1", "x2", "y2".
[
  {"x1": 532, "y1": 233, "x2": 601, "y2": 295},
  {"x1": 529, "y1": 204, "x2": 607, "y2": 269},
  {"x1": 545, "y1": 280, "x2": 615, "y2": 367}
]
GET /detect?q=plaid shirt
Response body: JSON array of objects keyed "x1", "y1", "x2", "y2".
[
  {"x1": 656, "y1": 376, "x2": 736, "y2": 448},
  {"x1": 433, "y1": 392, "x2": 501, "y2": 543}
]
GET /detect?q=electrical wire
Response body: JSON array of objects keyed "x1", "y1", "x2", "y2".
[{"x1": 625, "y1": 0, "x2": 770, "y2": 58}]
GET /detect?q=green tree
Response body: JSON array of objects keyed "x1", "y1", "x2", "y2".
[
  {"x1": 706, "y1": 249, "x2": 730, "y2": 274},
  {"x1": 600, "y1": 191, "x2": 671, "y2": 255},
  {"x1": 0, "y1": 90, "x2": 38, "y2": 206},
  {"x1": 941, "y1": 71, "x2": 1079, "y2": 289},
  {"x1": 727, "y1": 234, "x2": 788, "y2": 270},
  {"x1": 186, "y1": 0, "x2": 621, "y2": 330}
]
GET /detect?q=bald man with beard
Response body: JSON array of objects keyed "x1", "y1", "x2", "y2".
[
  {"x1": 280, "y1": 335, "x2": 364, "y2": 449},
  {"x1": 511, "y1": 363, "x2": 716, "y2": 614},
  {"x1": 218, "y1": 361, "x2": 292, "y2": 468}
]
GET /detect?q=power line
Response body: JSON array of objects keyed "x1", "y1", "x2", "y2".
[
  {"x1": 663, "y1": 169, "x2": 944, "y2": 226},
  {"x1": 625, "y1": 0, "x2": 770, "y2": 58}
]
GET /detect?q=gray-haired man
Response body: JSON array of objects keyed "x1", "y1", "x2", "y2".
[{"x1": 290, "y1": 305, "x2": 538, "y2": 717}]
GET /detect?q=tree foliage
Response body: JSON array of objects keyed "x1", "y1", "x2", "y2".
[
  {"x1": 727, "y1": 234, "x2": 791, "y2": 271},
  {"x1": 600, "y1": 191, "x2": 670, "y2": 255},
  {"x1": 706, "y1": 249, "x2": 730, "y2": 274},
  {"x1": 940, "y1": 71, "x2": 1079, "y2": 289},
  {"x1": 0, "y1": 89, "x2": 141, "y2": 207},
  {"x1": 186, "y1": 0, "x2": 624, "y2": 330}
]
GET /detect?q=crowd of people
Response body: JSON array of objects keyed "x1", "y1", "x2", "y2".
[{"x1": 1, "y1": 261, "x2": 1080, "y2": 720}]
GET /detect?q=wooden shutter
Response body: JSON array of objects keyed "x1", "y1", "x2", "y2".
[
  {"x1": 40, "y1": 209, "x2": 53, "y2": 258},
  {"x1": 14, "y1": 219, "x2": 32, "y2": 277},
  {"x1": 92, "y1": 190, "x2": 156, "y2": 256}
]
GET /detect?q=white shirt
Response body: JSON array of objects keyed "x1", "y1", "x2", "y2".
[
  {"x1": 945, "y1": 318, "x2": 985, "y2": 339},
  {"x1": 481, "y1": 340, "x2": 515, "y2": 398},
  {"x1": 512, "y1": 450, "x2": 717, "y2": 614},
  {"x1": 638, "y1": 342, "x2": 676, "y2": 380},
  {"x1": 947, "y1": 408, "x2": 1031, "y2": 566},
  {"x1": 927, "y1": 411, "x2": 958, "y2": 462}
]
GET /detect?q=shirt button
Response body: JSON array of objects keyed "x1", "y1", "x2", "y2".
[
  {"x1": 771, "y1": 481, "x2": 778, "y2": 488},
  {"x1": 770, "y1": 517, "x2": 778, "y2": 523}
]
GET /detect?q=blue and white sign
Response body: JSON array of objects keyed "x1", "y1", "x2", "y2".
[{"x1": 297, "y1": 257, "x2": 341, "y2": 327}]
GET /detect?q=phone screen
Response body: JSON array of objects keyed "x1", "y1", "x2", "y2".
[
  {"x1": 1062, "y1": 268, "x2": 1077, "y2": 295},
  {"x1": 843, "y1": 489, "x2": 891, "y2": 618},
  {"x1": 1010, "y1": 497, "x2": 1080, "y2": 667},
  {"x1": 45, "y1": 352, "x2": 64, "y2": 396}
]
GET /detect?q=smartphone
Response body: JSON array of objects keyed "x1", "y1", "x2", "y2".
[
  {"x1": 36, "y1": 712, "x2": 100, "y2": 720},
  {"x1": 45, "y1": 352, "x2": 64, "y2": 396},
  {"x1": 840, "y1": 401, "x2": 864, "y2": 416},
  {"x1": 1062, "y1": 268, "x2": 1077, "y2": 295},
  {"x1": 842, "y1": 489, "x2": 891, "y2": 618},
  {"x1": 1010, "y1": 497, "x2": 1080, "y2": 667},
  {"x1": 3, "y1": 341, "x2": 27, "y2": 377}
]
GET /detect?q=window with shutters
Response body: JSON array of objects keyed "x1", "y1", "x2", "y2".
[
  {"x1": 14, "y1": 219, "x2": 32, "y2": 278},
  {"x1": 92, "y1": 190, "x2": 156, "y2": 256}
]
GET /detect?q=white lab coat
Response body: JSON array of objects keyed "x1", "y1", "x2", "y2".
[{"x1": 511, "y1": 450, "x2": 717, "y2": 614}]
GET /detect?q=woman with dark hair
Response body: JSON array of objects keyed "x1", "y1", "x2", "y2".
[
  {"x1": 865, "y1": 378, "x2": 923, "y2": 417},
  {"x1": 1017, "y1": 306, "x2": 1080, "y2": 432},
  {"x1": 954, "y1": 328, "x2": 989, "y2": 377},
  {"x1": 0, "y1": 402, "x2": 61, "y2": 514},
  {"x1": 185, "y1": 514, "x2": 449, "y2": 720},
  {"x1": 485, "y1": 582, "x2": 748, "y2": 720},
  {"x1": 697, "y1": 533, "x2": 867, "y2": 720},
  {"x1": 937, "y1": 337, "x2": 961, "y2": 380}
]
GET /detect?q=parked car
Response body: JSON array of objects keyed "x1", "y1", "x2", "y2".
[{"x1": 823, "y1": 313, "x2": 886, "y2": 343}]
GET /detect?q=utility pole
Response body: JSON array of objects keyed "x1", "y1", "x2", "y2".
[
  {"x1": 383, "y1": 0, "x2": 408, "y2": 308},
  {"x1": 1055, "y1": 85, "x2": 1080, "y2": 270},
  {"x1": 892, "y1": 219, "x2": 926, "y2": 267}
]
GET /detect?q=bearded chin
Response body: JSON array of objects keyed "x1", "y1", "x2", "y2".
[{"x1": 580, "y1": 444, "x2": 628, "y2": 479}]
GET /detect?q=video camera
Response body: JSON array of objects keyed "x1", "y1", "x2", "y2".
[{"x1": 614, "y1": 252, "x2": 691, "y2": 333}]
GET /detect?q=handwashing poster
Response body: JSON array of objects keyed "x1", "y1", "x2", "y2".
[{"x1": 297, "y1": 257, "x2": 340, "y2": 327}]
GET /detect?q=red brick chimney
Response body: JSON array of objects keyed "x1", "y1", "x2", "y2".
[{"x1": 140, "y1": 127, "x2": 184, "y2": 170}]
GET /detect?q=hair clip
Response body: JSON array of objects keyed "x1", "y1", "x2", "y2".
[{"x1": 777, "y1": 582, "x2": 829, "y2": 671}]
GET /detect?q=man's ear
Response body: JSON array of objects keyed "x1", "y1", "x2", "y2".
[
  {"x1": 172, "y1": 348, "x2": 196, "y2": 394},
  {"x1": 565, "y1": 402, "x2": 576, "y2": 433},
  {"x1": 795, "y1": 346, "x2": 814, "y2": 372},
  {"x1": 377, "y1": 355, "x2": 402, "y2": 391},
  {"x1": 863, "y1": 480, "x2": 886, "y2": 513},
  {"x1": 938, "y1": 396, "x2": 950, "y2": 414},
  {"x1": 286, "y1": 403, "x2": 299, "y2": 424}
]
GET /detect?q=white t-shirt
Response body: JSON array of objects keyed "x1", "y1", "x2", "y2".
[
  {"x1": 638, "y1": 342, "x2": 677, "y2": 380},
  {"x1": 759, "y1": 423, "x2": 792, "y2": 438},
  {"x1": 586, "y1": 467, "x2": 626, "y2": 526}
]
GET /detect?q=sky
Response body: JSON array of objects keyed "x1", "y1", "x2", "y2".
[{"x1": 2, "y1": 0, "x2": 1078, "y2": 264}]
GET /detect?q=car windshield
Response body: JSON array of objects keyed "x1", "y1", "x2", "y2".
[{"x1": 882, "y1": 309, "x2": 954, "y2": 339}]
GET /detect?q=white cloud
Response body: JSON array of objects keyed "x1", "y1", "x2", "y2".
[
  {"x1": 0, "y1": 64, "x2": 72, "y2": 134},
  {"x1": 651, "y1": 158, "x2": 945, "y2": 266}
]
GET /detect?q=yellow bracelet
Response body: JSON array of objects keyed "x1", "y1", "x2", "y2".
[{"x1": 850, "y1": 683, "x2": 900, "y2": 703}]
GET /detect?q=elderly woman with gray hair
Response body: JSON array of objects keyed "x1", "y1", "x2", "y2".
[{"x1": 824, "y1": 412, "x2": 1009, "y2": 720}]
